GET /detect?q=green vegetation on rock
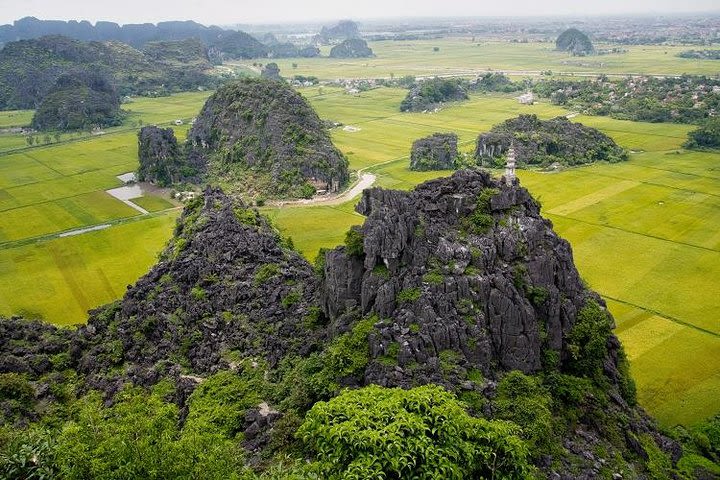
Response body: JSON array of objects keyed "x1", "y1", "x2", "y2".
[{"x1": 475, "y1": 114, "x2": 628, "y2": 167}]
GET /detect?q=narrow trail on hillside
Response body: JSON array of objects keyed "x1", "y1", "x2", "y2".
[{"x1": 272, "y1": 173, "x2": 377, "y2": 208}]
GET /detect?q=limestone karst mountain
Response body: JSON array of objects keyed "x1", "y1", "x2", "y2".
[
  {"x1": 1, "y1": 170, "x2": 694, "y2": 478},
  {"x1": 186, "y1": 78, "x2": 350, "y2": 199}
]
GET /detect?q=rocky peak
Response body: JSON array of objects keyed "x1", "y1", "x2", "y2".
[
  {"x1": 74, "y1": 186, "x2": 324, "y2": 389},
  {"x1": 322, "y1": 169, "x2": 599, "y2": 386}
]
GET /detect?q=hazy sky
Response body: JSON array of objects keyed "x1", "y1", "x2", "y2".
[{"x1": 0, "y1": 0, "x2": 718, "y2": 26}]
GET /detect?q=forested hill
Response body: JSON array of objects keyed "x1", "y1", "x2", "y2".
[{"x1": 0, "y1": 35, "x2": 215, "y2": 110}]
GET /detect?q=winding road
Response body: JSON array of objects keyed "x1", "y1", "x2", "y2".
[{"x1": 272, "y1": 173, "x2": 377, "y2": 207}]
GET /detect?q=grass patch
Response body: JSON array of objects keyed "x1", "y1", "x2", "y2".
[{"x1": 131, "y1": 195, "x2": 176, "y2": 212}]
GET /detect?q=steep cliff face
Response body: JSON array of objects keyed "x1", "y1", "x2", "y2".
[
  {"x1": 321, "y1": 170, "x2": 593, "y2": 385},
  {"x1": 186, "y1": 78, "x2": 349, "y2": 199}
]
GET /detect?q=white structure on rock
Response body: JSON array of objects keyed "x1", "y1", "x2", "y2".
[{"x1": 504, "y1": 144, "x2": 517, "y2": 186}]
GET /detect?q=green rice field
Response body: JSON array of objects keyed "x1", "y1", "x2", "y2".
[
  {"x1": 0, "y1": 92, "x2": 209, "y2": 323},
  {"x1": 235, "y1": 38, "x2": 720, "y2": 80},
  {"x1": 0, "y1": 43, "x2": 717, "y2": 428}
]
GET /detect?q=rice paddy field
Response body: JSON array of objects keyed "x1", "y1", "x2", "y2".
[
  {"x1": 234, "y1": 38, "x2": 720, "y2": 80},
  {"x1": 0, "y1": 91, "x2": 210, "y2": 323},
  {"x1": 0, "y1": 41, "x2": 717, "y2": 429}
]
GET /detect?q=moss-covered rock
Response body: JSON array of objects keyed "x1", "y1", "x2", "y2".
[{"x1": 186, "y1": 78, "x2": 349, "y2": 199}]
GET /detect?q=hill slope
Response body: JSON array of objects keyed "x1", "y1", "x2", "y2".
[
  {"x1": 186, "y1": 78, "x2": 349, "y2": 199},
  {"x1": 0, "y1": 35, "x2": 214, "y2": 110}
]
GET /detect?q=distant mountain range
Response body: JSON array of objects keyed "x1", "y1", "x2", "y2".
[{"x1": 0, "y1": 17, "x2": 234, "y2": 48}]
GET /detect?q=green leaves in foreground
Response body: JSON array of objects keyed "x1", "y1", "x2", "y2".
[{"x1": 297, "y1": 384, "x2": 531, "y2": 480}]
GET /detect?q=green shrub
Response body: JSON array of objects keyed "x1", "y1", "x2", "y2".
[
  {"x1": 526, "y1": 286, "x2": 549, "y2": 305},
  {"x1": 184, "y1": 371, "x2": 264, "y2": 438},
  {"x1": 372, "y1": 264, "x2": 390, "y2": 278},
  {"x1": 190, "y1": 286, "x2": 206, "y2": 300},
  {"x1": 47, "y1": 385, "x2": 249, "y2": 479},
  {"x1": 313, "y1": 248, "x2": 328, "y2": 277},
  {"x1": 254, "y1": 263, "x2": 280, "y2": 286},
  {"x1": 396, "y1": 287, "x2": 421, "y2": 304},
  {"x1": 281, "y1": 290, "x2": 301, "y2": 308},
  {"x1": 0, "y1": 373, "x2": 34, "y2": 404},
  {"x1": 422, "y1": 271, "x2": 444, "y2": 284},
  {"x1": 233, "y1": 207, "x2": 259, "y2": 226},
  {"x1": 0, "y1": 427, "x2": 57, "y2": 479},
  {"x1": 495, "y1": 371, "x2": 553, "y2": 450},
  {"x1": 566, "y1": 300, "x2": 613, "y2": 382},
  {"x1": 297, "y1": 384, "x2": 530, "y2": 479},
  {"x1": 344, "y1": 228, "x2": 364, "y2": 257},
  {"x1": 323, "y1": 316, "x2": 376, "y2": 380}
]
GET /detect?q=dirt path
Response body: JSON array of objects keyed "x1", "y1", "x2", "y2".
[{"x1": 273, "y1": 173, "x2": 377, "y2": 208}]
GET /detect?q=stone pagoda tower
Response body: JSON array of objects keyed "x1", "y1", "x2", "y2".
[{"x1": 504, "y1": 143, "x2": 517, "y2": 186}]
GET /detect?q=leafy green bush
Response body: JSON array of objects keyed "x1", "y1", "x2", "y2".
[
  {"x1": 465, "y1": 188, "x2": 498, "y2": 234},
  {"x1": 47, "y1": 385, "x2": 249, "y2": 479},
  {"x1": 281, "y1": 290, "x2": 301, "y2": 308},
  {"x1": 0, "y1": 427, "x2": 57, "y2": 479},
  {"x1": 344, "y1": 228, "x2": 364, "y2": 257},
  {"x1": 254, "y1": 263, "x2": 280, "y2": 286},
  {"x1": 495, "y1": 371, "x2": 553, "y2": 450},
  {"x1": 566, "y1": 300, "x2": 613, "y2": 382},
  {"x1": 422, "y1": 271, "x2": 444, "y2": 284},
  {"x1": 396, "y1": 287, "x2": 421, "y2": 304},
  {"x1": 184, "y1": 371, "x2": 263, "y2": 438},
  {"x1": 297, "y1": 384, "x2": 531, "y2": 479}
]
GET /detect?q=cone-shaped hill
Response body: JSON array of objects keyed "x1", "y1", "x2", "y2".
[
  {"x1": 186, "y1": 78, "x2": 350, "y2": 199},
  {"x1": 2, "y1": 171, "x2": 708, "y2": 478}
]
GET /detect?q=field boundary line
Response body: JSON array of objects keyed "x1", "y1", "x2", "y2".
[
  {"x1": 601, "y1": 294, "x2": 720, "y2": 338},
  {"x1": 544, "y1": 212, "x2": 719, "y2": 253},
  {"x1": 589, "y1": 170, "x2": 720, "y2": 199},
  {"x1": 0, "y1": 207, "x2": 181, "y2": 251}
]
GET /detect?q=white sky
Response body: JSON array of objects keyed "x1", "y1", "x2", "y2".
[{"x1": 0, "y1": 0, "x2": 717, "y2": 26}]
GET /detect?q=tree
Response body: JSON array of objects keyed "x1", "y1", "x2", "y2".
[
  {"x1": 297, "y1": 384, "x2": 531, "y2": 479},
  {"x1": 25, "y1": 136, "x2": 34, "y2": 146},
  {"x1": 53, "y1": 133, "x2": 61, "y2": 143},
  {"x1": 43, "y1": 134, "x2": 51, "y2": 144},
  {"x1": 685, "y1": 118, "x2": 720, "y2": 150}
]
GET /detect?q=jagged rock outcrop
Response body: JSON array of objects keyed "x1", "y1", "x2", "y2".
[
  {"x1": 137, "y1": 126, "x2": 199, "y2": 185},
  {"x1": 475, "y1": 114, "x2": 628, "y2": 167},
  {"x1": 0, "y1": 188, "x2": 325, "y2": 401},
  {"x1": 186, "y1": 78, "x2": 349, "y2": 199},
  {"x1": 409, "y1": 132, "x2": 459, "y2": 171},
  {"x1": 329, "y1": 38, "x2": 373, "y2": 58},
  {"x1": 556, "y1": 28, "x2": 594, "y2": 56},
  {"x1": 321, "y1": 169, "x2": 592, "y2": 383},
  {"x1": 0, "y1": 174, "x2": 696, "y2": 478},
  {"x1": 73, "y1": 188, "x2": 324, "y2": 390}
]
